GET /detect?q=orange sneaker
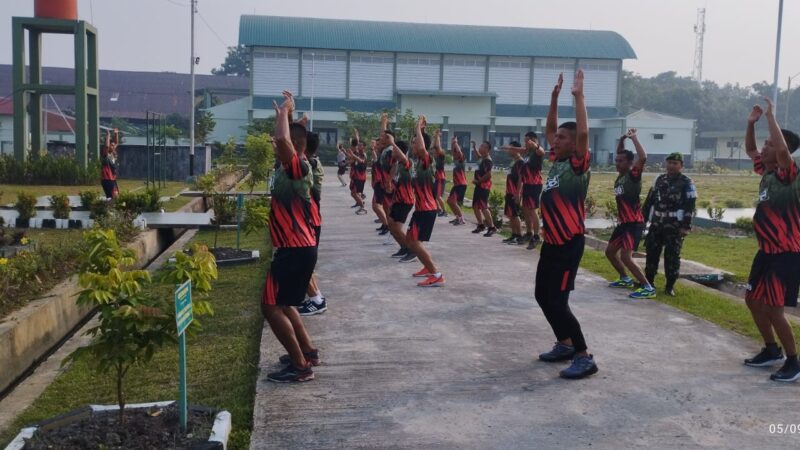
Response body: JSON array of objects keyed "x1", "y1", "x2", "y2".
[
  {"x1": 417, "y1": 274, "x2": 445, "y2": 287},
  {"x1": 413, "y1": 267, "x2": 433, "y2": 278}
]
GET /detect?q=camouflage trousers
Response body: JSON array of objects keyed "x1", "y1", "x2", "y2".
[{"x1": 644, "y1": 223, "x2": 685, "y2": 289}]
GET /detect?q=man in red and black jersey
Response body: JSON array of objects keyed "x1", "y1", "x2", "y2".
[
  {"x1": 407, "y1": 116, "x2": 445, "y2": 286},
  {"x1": 520, "y1": 131, "x2": 545, "y2": 249},
  {"x1": 605, "y1": 128, "x2": 654, "y2": 299},
  {"x1": 383, "y1": 134, "x2": 415, "y2": 259},
  {"x1": 367, "y1": 131, "x2": 390, "y2": 234},
  {"x1": 500, "y1": 141, "x2": 525, "y2": 245},
  {"x1": 100, "y1": 129, "x2": 120, "y2": 199},
  {"x1": 432, "y1": 129, "x2": 448, "y2": 217},
  {"x1": 741, "y1": 99, "x2": 800, "y2": 382},
  {"x1": 471, "y1": 141, "x2": 497, "y2": 237},
  {"x1": 346, "y1": 140, "x2": 368, "y2": 215},
  {"x1": 535, "y1": 71, "x2": 598, "y2": 380},
  {"x1": 447, "y1": 137, "x2": 468, "y2": 225},
  {"x1": 261, "y1": 91, "x2": 320, "y2": 383}
]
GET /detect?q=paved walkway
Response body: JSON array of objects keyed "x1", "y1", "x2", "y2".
[{"x1": 251, "y1": 168, "x2": 799, "y2": 450}]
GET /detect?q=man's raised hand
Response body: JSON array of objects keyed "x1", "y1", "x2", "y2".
[
  {"x1": 626, "y1": 128, "x2": 638, "y2": 139},
  {"x1": 571, "y1": 69, "x2": 584, "y2": 97},
  {"x1": 552, "y1": 73, "x2": 563, "y2": 98},
  {"x1": 748, "y1": 105, "x2": 764, "y2": 124}
]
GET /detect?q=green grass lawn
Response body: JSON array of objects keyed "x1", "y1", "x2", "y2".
[
  {"x1": 0, "y1": 180, "x2": 188, "y2": 205},
  {"x1": 0, "y1": 229, "x2": 270, "y2": 450}
]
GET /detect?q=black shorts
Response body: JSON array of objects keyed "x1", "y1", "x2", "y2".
[
  {"x1": 314, "y1": 225, "x2": 321, "y2": 248},
  {"x1": 473, "y1": 187, "x2": 490, "y2": 211},
  {"x1": 337, "y1": 164, "x2": 347, "y2": 175},
  {"x1": 102, "y1": 179, "x2": 118, "y2": 199},
  {"x1": 434, "y1": 179, "x2": 447, "y2": 198},
  {"x1": 390, "y1": 202, "x2": 413, "y2": 224},
  {"x1": 535, "y1": 235, "x2": 585, "y2": 294},
  {"x1": 746, "y1": 251, "x2": 800, "y2": 307},
  {"x1": 262, "y1": 247, "x2": 318, "y2": 307},
  {"x1": 351, "y1": 179, "x2": 365, "y2": 194},
  {"x1": 448, "y1": 185, "x2": 467, "y2": 205},
  {"x1": 504, "y1": 194, "x2": 520, "y2": 218},
  {"x1": 609, "y1": 222, "x2": 644, "y2": 251},
  {"x1": 373, "y1": 184, "x2": 386, "y2": 204},
  {"x1": 407, "y1": 210, "x2": 437, "y2": 242},
  {"x1": 522, "y1": 184, "x2": 542, "y2": 210}
]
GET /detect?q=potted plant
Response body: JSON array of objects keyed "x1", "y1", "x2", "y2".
[
  {"x1": 14, "y1": 192, "x2": 37, "y2": 228},
  {"x1": 47, "y1": 193, "x2": 71, "y2": 228}
]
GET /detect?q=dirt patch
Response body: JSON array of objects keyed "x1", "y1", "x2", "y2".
[{"x1": 23, "y1": 404, "x2": 216, "y2": 450}]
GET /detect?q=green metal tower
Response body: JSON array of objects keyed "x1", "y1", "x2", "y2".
[{"x1": 12, "y1": 16, "x2": 99, "y2": 168}]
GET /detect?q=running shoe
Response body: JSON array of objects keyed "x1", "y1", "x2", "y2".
[
  {"x1": 376, "y1": 225, "x2": 386, "y2": 231},
  {"x1": 355, "y1": 207, "x2": 368, "y2": 215},
  {"x1": 745, "y1": 346, "x2": 784, "y2": 367},
  {"x1": 502, "y1": 235, "x2": 518, "y2": 244},
  {"x1": 453, "y1": 217, "x2": 466, "y2": 226},
  {"x1": 538, "y1": 342, "x2": 576, "y2": 362},
  {"x1": 297, "y1": 298, "x2": 327, "y2": 316},
  {"x1": 413, "y1": 267, "x2": 433, "y2": 277},
  {"x1": 560, "y1": 354, "x2": 599, "y2": 379},
  {"x1": 471, "y1": 225, "x2": 486, "y2": 234},
  {"x1": 267, "y1": 363, "x2": 315, "y2": 383},
  {"x1": 770, "y1": 359, "x2": 800, "y2": 382},
  {"x1": 527, "y1": 235, "x2": 541, "y2": 250},
  {"x1": 665, "y1": 288, "x2": 677, "y2": 297},
  {"x1": 609, "y1": 278, "x2": 634, "y2": 288},
  {"x1": 520, "y1": 233, "x2": 533, "y2": 243},
  {"x1": 391, "y1": 248, "x2": 409, "y2": 258},
  {"x1": 374, "y1": 219, "x2": 382, "y2": 223},
  {"x1": 417, "y1": 274, "x2": 445, "y2": 287},
  {"x1": 399, "y1": 253, "x2": 418, "y2": 263},
  {"x1": 449, "y1": 217, "x2": 459, "y2": 224},
  {"x1": 629, "y1": 287, "x2": 656, "y2": 299},
  {"x1": 438, "y1": 210, "x2": 448, "y2": 217},
  {"x1": 483, "y1": 227, "x2": 497, "y2": 237},
  {"x1": 378, "y1": 227, "x2": 390, "y2": 235},
  {"x1": 351, "y1": 203, "x2": 359, "y2": 208},
  {"x1": 278, "y1": 350, "x2": 321, "y2": 366}
]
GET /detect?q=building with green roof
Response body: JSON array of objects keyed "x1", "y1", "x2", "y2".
[{"x1": 206, "y1": 15, "x2": 693, "y2": 164}]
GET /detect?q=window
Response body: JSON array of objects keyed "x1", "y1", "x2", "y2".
[
  {"x1": 494, "y1": 133, "x2": 520, "y2": 148},
  {"x1": 110, "y1": 92, "x2": 120, "y2": 102},
  {"x1": 653, "y1": 134, "x2": 665, "y2": 140},
  {"x1": 315, "y1": 128, "x2": 338, "y2": 146}
]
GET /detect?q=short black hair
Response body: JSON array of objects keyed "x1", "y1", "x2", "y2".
[
  {"x1": 482, "y1": 140, "x2": 492, "y2": 148},
  {"x1": 384, "y1": 129, "x2": 395, "y2": 138},
  {"x1": 289, "y1": 123, "x2": 307, "y2": 150},
  {"x1": 306, "y1": 131, "x2": 319, "y2": 155},
  {"x1": 558, "y1": 122, "x2": 577, "y2": 132},
  {"x1": 618, "y1": 149, "x2": 634, "y2": 161},
  {"x1": 421, "y1": 132, "x2": 431, "y2": 150},
  {"x1": 781, "y1": 129, "x2": 799, "y2": 154},
  {"x1": 351, "y1": 138, "x2": 359, "y2": 147},
  {"x1": 396, "y1": 140, "x2": 409, "y2": 155},
  {"x1": 509, "y1": 141, "x2": 521, "y2": 148},
  {"x1": 524, "y1": 131, "x2": 538, "y2": 141}
]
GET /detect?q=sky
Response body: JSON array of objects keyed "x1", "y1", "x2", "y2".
[{"x1": 1, "y1": 0, "x2": 798, "y2": 89}]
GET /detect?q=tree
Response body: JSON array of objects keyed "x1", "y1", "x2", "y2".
[
  {"x1": 212, "y1": 45, "x2": 250, "y2": 77},
  {"x1": 244, "y1": 133, "x2": 274, "y2": 193},
  {"x1": 244, "y1": 116, "x2": 276, "y2": 136},
  {"x1": 195, "y1": 110, "x2": 216, "y2": 144}
]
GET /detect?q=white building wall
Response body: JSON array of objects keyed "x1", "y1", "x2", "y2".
[
  {"x1": 349, "y1": 52, "x2": 394, "y2": 100},
  {"x1": 300, "y1": 49, "x2": 347, "y2": 98},
  {"x1": 532, "y1": 58, "x2": 575, "y2": 106},
  {"x1": 625, "y1": 117, "x2": 694, "y2": 156},
  {"x1": 488, "y1": 56, "x2": 530, "y2": 105},
  {"x1": 399, "y1": 95, "x2": 491, "y2": 126},
  {"x1": 396, "y1": 53, "x2": 441, "y2": 91},
  {"x1": 252, "y1": 47, "x2": 299, "y2": 96},
  {"x1": 0, "y1": 116, "x2": 14, "y2": 155},
  {"x1": 204, "y1": 96, "x2": 250, "y2": 144},
  {"x1": 578, "y1": 59, "x2": 619, "y2": 107},
  {"x1": 442, "y1": 54, "x2": 485, "y2": 92}
]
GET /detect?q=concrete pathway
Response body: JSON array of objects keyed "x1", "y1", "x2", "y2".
[{"x1": 251, "y1": 168, "x2": 800, "y2": 450}]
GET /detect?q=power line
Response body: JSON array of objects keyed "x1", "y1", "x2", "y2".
[
  {"x1": 198, "y1": 11, "x2": 230, "y2": 48},
  {"x1": 164, "y1": 0, "x2": 189, "y2": 7}
]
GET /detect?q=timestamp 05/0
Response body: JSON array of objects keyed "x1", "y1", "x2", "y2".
[{"x1": 769, "y1": 424, "x2": 800, "y2": 434}]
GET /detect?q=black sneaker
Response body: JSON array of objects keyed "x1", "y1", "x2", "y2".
[
  {"x1": 351, "y1": 203, "x2": 359, "y2": 208},
  {"x1": 399, "y1": 253, "x2": 418, "y2": 263},
  {"x1": 560, "y1": 354, "x2": 599, "y2": 379},
  {"x1": 438, "y1": 210, "x2": 448, "y2": 217},
  {"x1": 527, "y1": 235, "x2": 541, "y2": 250},
  {"x1": 744, "y1": 346, "x2": 784, "y2": 367},
  {"x1": 502, "y1": 234, "x2": 518, "y2": 244},
  {"x1": 391, "y1": 248, "x2": 409, "y2": 258},
  {"x1": 538, "y1": 342, "x2": 576, "y2": 362},
  {"x1": 374, "y1": 219, "x2": 382, "y2": 223},
  {"x1": 297, "y1": 298, "x2": 327, "y2": 316},
  {"x1": 378, "y1": 227, "x2": 390, "y2": 235},
  {"x1": 520, "y1": 233, "x2": 533, "y2": 243},
  {"x1": 665, "y1": 288, "x2": 676, "y2": 297},
  {"x1": 770, "y1": 359, "x2": 800, "y2": 382},
  {"x1": 278, "y1": 350, "x2": 321, "y2": 366},
  {"x1": 376, "y1": 225, "x2": 386, "y2": 231},
  {"x1": 471, "y1": 225, "x2": 486, "y2": 234},
  {"x1": 267, "y1": 363, "x2": 315, "y2": 383},
  {"x1": 483, "y1": 227, "x2": 497, "y2": 237},
  {"x1": 449, "y1": 217, "x2": 458, "y2": 224}
]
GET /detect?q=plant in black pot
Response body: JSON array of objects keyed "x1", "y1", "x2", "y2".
[
  {"x1": 47, "y1": 193, "x2": 72, "y2": 228},
  {"x1": 14, "y1": 192, "x2": 37, "y2": 228}
]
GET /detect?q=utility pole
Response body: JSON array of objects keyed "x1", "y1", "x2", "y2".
[
  {"x1": 189, "y1": 0, "x2": 197, "y2": 176},
  {"x1": 691, "y1": 8, "x2": 706, "y2": 83},
  {"x1": 772, "y1": 0, "x2": 784, "y2": 106},
  {"x1": 310, "y1": 52, "x2": 315, "y2": 131}
]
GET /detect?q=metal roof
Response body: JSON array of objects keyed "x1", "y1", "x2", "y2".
[{"x1": 239, "y1": 15, "x2": 637, "y2": 60}]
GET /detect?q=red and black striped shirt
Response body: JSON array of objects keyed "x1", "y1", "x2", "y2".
[
  {"x1": 394, "y1": 159, "x2": 415, "y2": 205},
  {"x1": 414, "y1": 153, "x2": 437, "y2": 212},
  {"x1": 452, "y1": 152, "x2": 467, "y2": 186},
  {"x1": 521, "y1": 150, "x2": 543, "y2": 185},
  {"x1": 540, "y1": 153, "x2": 591, "y2": 245},
  {"x1": 507, "y1": 159, "x2": 525, "y2": 197},
  {"x1": 614, "y1": 166, "x2": 644, "y2": 224},
  {"x1": 475, "y1": 157, "x2": 493, "y2": 190},
  {"x1": 269, "y1": 154, "x2": 318, "y2": 248},
  {"x1": 752, "y1": 156, "x2": 800, "y2": 253}
]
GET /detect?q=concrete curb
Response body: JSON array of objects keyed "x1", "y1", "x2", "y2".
[{"x1": 3, "y1": 402, "x2": 231, "y2": 450}]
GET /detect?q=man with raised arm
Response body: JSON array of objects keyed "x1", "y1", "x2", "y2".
[
  {"x1": 346, "y1": 137, "x2": 368, "y2": 215},
  {"x1": 407, "y1": 116, "x2": 445, "y2": 286},
  {"x1": 606, "y1": 128, "x2": 655, "y2": 299},
  {"x1": 535, "y1": 71, "x2": 597, "y2": 379},
  {"x1": 366, "y1": 130, "x2": 389, "y2": 234},
  {"x1": 297, "y1": 131, "x2": 328, "y2": 316},
  {"x1": 500, "y1": 141, "x2": 525, "y2": 245},
  {"x1": 336, "y1": 143, "x2": 348, "y2": 186},
  {"x1": 471, "y1": 140, "x2": 497, "y2": 237},
  {"x1": 432, "y1": 129, "x2": 448, "y2": 217},
  {"x1": 520, "y1": 131, "x2": 545, "y2": 249},
  {"x1": 741, "y1": 99, "x2": 800, "y2": 382},
  {"x1": 447, "y1": 137, "x2": 468, "y2": 226},
  {"x1": 382, "y1": 134, "x2": 414, "y2": 260},
  {"x1": 261, "y1": 91, "x2": 320, "y2": 383}
]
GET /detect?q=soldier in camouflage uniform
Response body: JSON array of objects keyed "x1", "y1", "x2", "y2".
[{"x1": 642, "y1": 152, "x2": 697, "y2": 296}]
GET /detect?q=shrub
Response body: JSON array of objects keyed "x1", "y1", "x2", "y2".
[
  {"x1": 0, "y1": 154, "x2": 100, "y2": 185},
  {"x1": 15, "y1": 192, "x2": 37, "y2": 221},
  {"x1": 50, "y1": 193, "x2": 72, "y2": 219},
  {"x1": 724, "y1": 199, "x2": 745, "y2": 209},
  {"x1": 211, "y1": 193, "x2": 237, "y2": 247},
  {"x1": 733, "y1": 217, "x2": 754, "y2": 233},
  {"x1": 79, "y1": 190, "x2": 100, "y2": 209},
  {"x1": 115, "y1": 188, "x2": 162, "y2": 215},
  {"x1": 488, "y1": 190, "x2": 504, "y2": 227},
  {"x1": 93, "y1": 209, "x2": 138, "y2": 243},
  {"x1": 584, "y1": 194, "x2": 598, "y2": 218},
  {"x1": 707, "y1": 205, "x2": 726, "y2": 221},
  {"x1": 603, "y1": 198, "x2": 619, "y2": 226}
]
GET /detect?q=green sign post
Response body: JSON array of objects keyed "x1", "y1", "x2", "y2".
[{"x1": 174, "y1": 280, "x2": 193, "y2": 432}]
